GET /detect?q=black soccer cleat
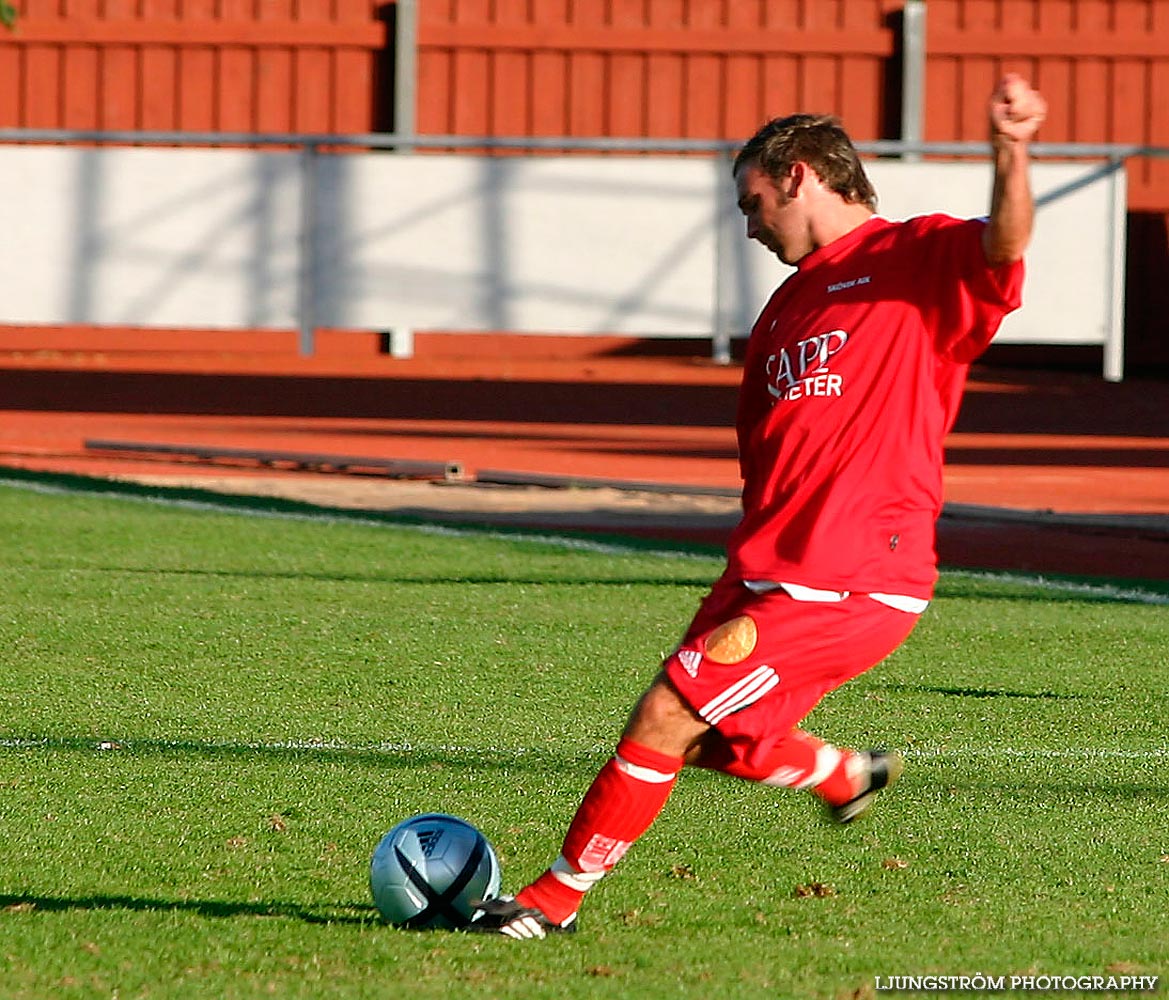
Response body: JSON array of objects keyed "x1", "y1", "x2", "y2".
[
  {"x1": 828, "y1": 750, "x2": 904, "y2": 824},
  {"x1": 468, "y1": 895, "x2": 577, "y2": 939}
]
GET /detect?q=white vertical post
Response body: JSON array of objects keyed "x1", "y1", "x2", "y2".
[
  {"x1": 395, "y1": 0, "x2": 418, "y2": 152},
  {"x1": 1104, "y1": 156, "x2": 1127, "y2": 382},
  {"x1": 711, "y1": 150, "x2": 735, "y2": 365},
  {"x1": 387, "y1": 327, "x2": 415, "y2": 358},
  {"x1": 297, "y1": 142, "x2": 318, "y2": 357},
  {"x1": 902, "y1": 0, "x2": 926, "y2": 162}
]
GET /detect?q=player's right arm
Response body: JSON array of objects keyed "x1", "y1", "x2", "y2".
[{"x1": 982, "y1": 74, "x2": 1047, "y2": 267}]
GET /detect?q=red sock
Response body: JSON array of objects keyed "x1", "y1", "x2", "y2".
[
  {"x1": 715, "y1": 730, "x2": 857, "y2": 806},
  {"x1": 517, "y1": 737, "x2": 683, "y2": 925}
]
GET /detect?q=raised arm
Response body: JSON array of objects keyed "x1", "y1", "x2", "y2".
[{"x1": 983, "y1": 73, "x2": 1047, "y2": 266}]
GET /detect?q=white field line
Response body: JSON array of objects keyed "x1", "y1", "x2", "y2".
[
  {"x1": 0, "y1": 737, "x2": 555, "y2": 755},
  {"x1": 2, "y1": 475, "x2": 1168, "y2": 603},
  {"x1": 904, "y1": 747, "x2": 1169, "y2": 760},
  {"x1": 1, "y1": 737, "x2": 1167, "y2": 761},
  {"x1": 941, "y1": 569, "x2": 1169, "y2": 606}
]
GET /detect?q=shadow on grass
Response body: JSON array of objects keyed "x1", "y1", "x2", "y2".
[
  {"x1": 871, "y1": 683, "x2": 1083, "y2": 700},
  {"x1": 3, "y1": 734, "x2": 608, "y2": 774},
  {"x1": 0, "y1": 892, "x2": 378, "y2": 926},
  {"x1": 29, "y1": 561, "x2": 715, "y2": 589}
]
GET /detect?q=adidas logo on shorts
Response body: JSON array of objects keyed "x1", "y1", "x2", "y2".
[{"x1": 677, "y1": 649, "x2": 703, "y2": 678}]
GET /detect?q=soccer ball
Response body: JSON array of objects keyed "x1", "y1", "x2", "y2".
[{"x1": 369, "y1": 813, "x2": 502, "y2": 929}]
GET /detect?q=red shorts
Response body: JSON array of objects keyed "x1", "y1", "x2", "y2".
[{"x1": 663, "y1": 574, "x2": 919, "y2": 773}]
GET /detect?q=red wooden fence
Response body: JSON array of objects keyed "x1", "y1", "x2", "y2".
[
  {"x1": 924, "y1": 0, "x2": 1169, "y2": 212},
  {"x1": 0, "y1": 0, "x2": 385, "y2": 134},
  {"x1": 415, "y1": 0, "x2": 903, "y2": 144}
]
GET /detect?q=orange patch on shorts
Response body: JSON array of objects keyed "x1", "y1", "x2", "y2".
[{"x1": 704, "y1": 615, "x2": 758, "y2": 664}]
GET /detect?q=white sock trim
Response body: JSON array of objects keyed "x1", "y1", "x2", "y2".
[
  {"x1": 550, "y1": 854, "x2": 606, "y2": 892},
  {"x1": 614, "y1": 754, "x2": 677, "y2": 784},
  {"x1": 807, "y1": 745, "x2": 845, "y2": 788},
  {"x1": 761, "y1": 745, "x2": 843, "y2": 789}
]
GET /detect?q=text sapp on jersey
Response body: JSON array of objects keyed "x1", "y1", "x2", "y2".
[{"x1": 766, "y1": 329, "x2": 849, "y2": 403}]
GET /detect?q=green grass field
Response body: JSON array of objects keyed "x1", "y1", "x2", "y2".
[{"x1": 0, "y1": 470, "x2": 1166, "y2": 999}]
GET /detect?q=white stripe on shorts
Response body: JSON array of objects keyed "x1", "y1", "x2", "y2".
[{"x1": 699, "y1": 665, "x2": 779, "y2": 725}]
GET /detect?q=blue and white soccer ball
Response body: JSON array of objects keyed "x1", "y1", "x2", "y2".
[{"x1": 369, "y1": 813, "x2": 502, "y2": 929}]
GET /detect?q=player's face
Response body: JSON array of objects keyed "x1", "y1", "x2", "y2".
[{"x1": 735, "y1": 162, "x2": 807, "y2": 265}]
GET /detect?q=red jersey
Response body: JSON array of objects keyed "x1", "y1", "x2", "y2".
[{"x1": 726, "y1": 213, "x2": 1024, "y2": 600}]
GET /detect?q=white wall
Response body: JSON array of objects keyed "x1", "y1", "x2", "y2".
[
  {"x1": 0, "y1": 145, "x2": 1126, "y2": 375},
  {"x1": 311, "y1": 154, "x2": 720, "y2": 336},
  {"x1": 4, "y1": 146, "x2": 302, "y2": 328}
]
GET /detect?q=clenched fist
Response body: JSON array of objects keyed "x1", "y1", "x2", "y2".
[{"x1": 989, "y1": 73, "x2": 1047, "y2": 145}]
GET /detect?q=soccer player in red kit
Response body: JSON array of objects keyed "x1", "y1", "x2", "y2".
[{"x1": 474, "y1": 74, "x2": 1048, "y2": 939}]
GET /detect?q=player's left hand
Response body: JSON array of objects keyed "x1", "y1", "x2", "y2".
[{"x1": 989, "y1": 73, "x2": 1047, "y2": 145}]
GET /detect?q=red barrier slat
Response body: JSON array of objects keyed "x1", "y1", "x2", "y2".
[
  {"x1": 0, "y1": 18, "x2": 384, "y2": 45},
  {"x1": 417, "y1": 24, "x2": 894, "y2": 56}
]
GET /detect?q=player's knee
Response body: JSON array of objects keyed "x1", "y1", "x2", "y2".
[{"x1": 622, "y1": 673, "x2": 708, "y2": 757}]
